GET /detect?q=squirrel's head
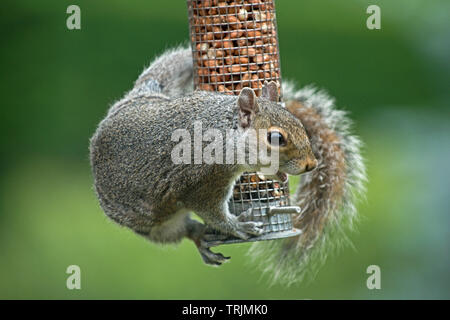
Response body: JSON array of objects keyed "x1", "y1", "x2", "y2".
[{"x1": 237, "y1": 82, "x2": 317, "y2": 176}]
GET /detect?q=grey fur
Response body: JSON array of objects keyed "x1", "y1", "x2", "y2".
[{"x1": 89, "y1": 47, "x2": 316, "y2": 266}]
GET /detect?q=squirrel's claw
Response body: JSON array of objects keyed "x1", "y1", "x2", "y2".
[
  {"x1": 234, "y1": 208, "x2": 264, "y2": 239},
  {"x1": 237, "y1": 208, "x2": 253, "y2": 222},
  {"x1": 235, "y1": 221, "x2": 264, "y2": 239},
  {"x1": 197, "y1": 240, "x2": 230, "y2": 266}
]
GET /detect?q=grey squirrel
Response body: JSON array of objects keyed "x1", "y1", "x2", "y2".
[{"x1": 89, "y1": 46, "x2": 366, "y2": 284}]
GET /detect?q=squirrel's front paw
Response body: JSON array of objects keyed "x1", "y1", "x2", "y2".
[
  {"x1": 233, "y1": 221, "x2": 264, "y2": 240},
  {"x1": 232, "y1": 209, "x2": 264, "y2": 240}
]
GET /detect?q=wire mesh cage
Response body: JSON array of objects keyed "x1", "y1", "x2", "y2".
[
  {"x1": 186, "y1": 0, "x2": 301, "y2": 246},
  {"x1": 187, "y1": 0, "x2": 282, "y2": 98},
  {"x1": 204, "y1": 173, "x2": 302, "y2": 246}
]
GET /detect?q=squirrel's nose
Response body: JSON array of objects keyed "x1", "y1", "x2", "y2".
[{"x1": 305, "y1": 159, "x2": 318, "y2": 172}]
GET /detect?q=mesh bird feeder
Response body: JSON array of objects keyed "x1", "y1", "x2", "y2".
[{"x1": 186, "y1": 0, "x2": 301, "y2": 246}]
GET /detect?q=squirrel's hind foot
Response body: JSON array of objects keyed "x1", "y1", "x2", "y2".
[{"x1": 196, "y1": 240, "x2": 230, "y2": 266}]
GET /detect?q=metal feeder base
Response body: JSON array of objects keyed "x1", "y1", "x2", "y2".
[{"x1": 204, "y1": 228, "x2": 301, "y2": 247}]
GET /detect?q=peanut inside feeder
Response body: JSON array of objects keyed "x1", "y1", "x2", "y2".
[{"x1": 187, "y1": 0, "x2": 301, "y2": 246}]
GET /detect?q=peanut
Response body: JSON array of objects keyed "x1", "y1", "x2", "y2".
[{"x1": 238, "y1": 8, "x2": 248, "y2": 21}]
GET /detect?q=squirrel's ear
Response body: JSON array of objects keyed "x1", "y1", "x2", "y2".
[
  {"x1": 261, "y1": 81, "x2": 279, "y2": 102},
  {"x1": 238, "y1": 88, "x2": 258, "y2": 129}
]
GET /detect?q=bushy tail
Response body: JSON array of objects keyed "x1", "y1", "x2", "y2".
[
  {"x1": 132, "y1": 46, "x2": 194, "y2": 98},
  {"x1": 248, "y1": 82, "x2": 367, "y2": 285}
]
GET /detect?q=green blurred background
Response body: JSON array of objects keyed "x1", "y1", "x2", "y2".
[{"x1": 1, "y1": 0, "x2": 449, "y2": 299}]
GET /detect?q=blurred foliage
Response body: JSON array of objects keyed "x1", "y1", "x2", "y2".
[{"x1": 0, "y1": 0, "x2": 449, "y2": 299}]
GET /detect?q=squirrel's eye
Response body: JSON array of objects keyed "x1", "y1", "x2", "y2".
[{"x1": 267, "y1": 130, "x2": 286, "y2": 147}]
